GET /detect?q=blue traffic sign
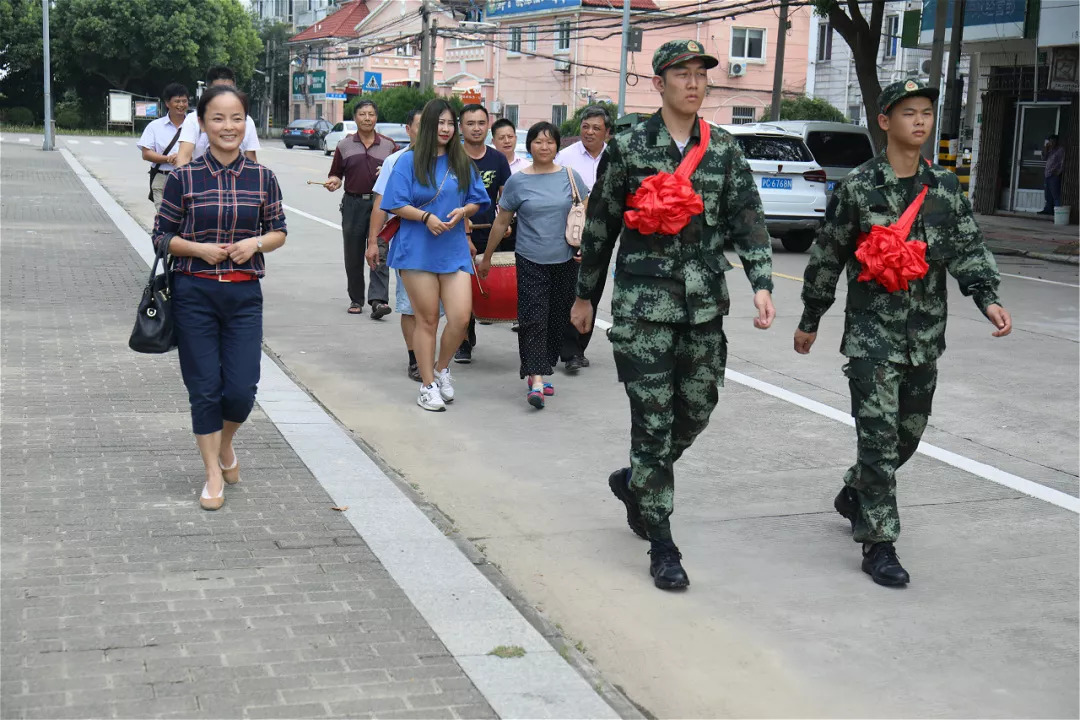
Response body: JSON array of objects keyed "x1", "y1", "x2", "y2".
[
  {"x1": 325, "y1": 92, "x2": 347, "y2": 100},
  {"x1": 363, "y1": 72, "x2": 382, "y2": 93}
]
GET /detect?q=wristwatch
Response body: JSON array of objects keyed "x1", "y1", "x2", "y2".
[{"x1": 256, "y1": 238, "x2": 264, "y2": 250}]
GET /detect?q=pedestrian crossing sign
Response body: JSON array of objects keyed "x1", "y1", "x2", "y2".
[{"x1": 363, "y1": 72, "x2": 382, "y2": 93}]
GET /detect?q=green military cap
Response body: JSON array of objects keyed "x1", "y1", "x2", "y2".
[
  {"x1": 878, "y1": 78, "x2": 939, "y2": 114},
  {"x1": 652, "y1": 39, "x2": 719, "y2": 75}
]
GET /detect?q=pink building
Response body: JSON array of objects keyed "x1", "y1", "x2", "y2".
[{"x1": 289, "y1": 1, "x2": 811, "y2": 128}]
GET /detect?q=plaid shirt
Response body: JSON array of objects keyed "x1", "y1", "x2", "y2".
[{"x1": 152, "y1": 152, "x2": 287, "y2": 277}]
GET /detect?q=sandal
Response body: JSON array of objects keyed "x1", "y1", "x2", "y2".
[
  {"x1": 542, "y1": 382, "x2": 555, "y2": 397},
  {"x1": 347, "y1": 302, "x2": 363, "y2": 314},
  {"x1": 527, "y1": 387, "x2": 545, "y2": 409}
]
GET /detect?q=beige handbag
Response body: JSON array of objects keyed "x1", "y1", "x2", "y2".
[{"x1": 564, "y1": 167, "x2": 587, "y2": 248}]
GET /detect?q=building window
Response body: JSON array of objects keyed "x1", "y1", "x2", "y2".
[
  {"x1": 552, "y1": 104, "x2": 567, "y2": 127},
  {"x1": 293, "y1": 103, "x2": 300, "y2": 120},
  {"x1": 848, "y1": 104, "x2": 862, "y2": 124},
  {"x1": 527, "y1": 24, "x2": 538, "y2": 52},
  {"x1": 396, "y1": 41, "x2": 416, "y2": 56},
  {"x1": 505, "y1": 104, "x2": 519, "y2": 125},
  {"x1": 509, "y1": 27, "x2": 522, "y2": 54},
  {"x1": 315, "y1": 103, "x2": 323, "y2": 119},
  {"x1": 556, "y1": 21, "x2": 571, "y2": 52},
  {"x1": 462, "y1": 7, "x2": 482, "y2": 23},
  {"x1": 817, "y1": 22, "x2": 833, "y2": 61},
  {"x1": 346, "y1": 45, "x2": 360, "y2": 57},
  {"x1": 731, "y1": 106, "x2": 756, "y2": 125},
  {"x1": 731, "y1": 27, "x2": 765, "y2": 61},
  {"x1": 884, "y1": 15, "x2": 899, "y2": 59}
]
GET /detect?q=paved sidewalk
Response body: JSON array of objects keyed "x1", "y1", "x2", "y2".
[
  {"x1": 0, "y1": 145, "x2": 497, "y2": 718},
  {"x1": 977, "y1": 212, "x2": 1079, "y2": 262}
]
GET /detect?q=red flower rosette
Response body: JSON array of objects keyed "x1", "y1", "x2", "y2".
[
  {"x1": 855, "y1": 183, "x2": 931, "y2": 292},
  {"x1": 623, "y1": 117, "x2": 711, "y2": 236},
  {"x1": 624, "y1": 173, "x2": 704, "y2": 235}
]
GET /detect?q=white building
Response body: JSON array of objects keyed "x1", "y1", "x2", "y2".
[{"x1": 253, "y1": 0, "x2": 335, "y2": 29}]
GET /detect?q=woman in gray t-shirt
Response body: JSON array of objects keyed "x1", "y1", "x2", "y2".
[{"x1": 479, "y1": 122, "x2": 589, "y2": 409}]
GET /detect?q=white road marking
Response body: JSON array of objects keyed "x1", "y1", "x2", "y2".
[
  {"x1": 596, "y1": 319, "x2": 1077, "y2": 513},
  {"x1": 67, "y1": 139, "x2": 80, "y2": 145},
  {"x1": 90, "y1": 140, "x2": 103, "y2": 145},
  {"x1": 18, "y1": 137, "x2": 30, "y2": 143},
  {"x1": 282, "y1": 203, "x2": 341, "y2": 230},
  {"x1": 1000, "y1": 272, "x2": 1079, "y2": 288},
  {"x1": 113, "y1": 140, "x2": 127, "y2": 146}
]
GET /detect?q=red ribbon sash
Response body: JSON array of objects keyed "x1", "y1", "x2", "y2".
[
  {"x1": 854, "y1": 183, "x2": 931, "y2": 293},
  {"x1": 623, "y1": 118, "x2": 710, "y2": 236}
]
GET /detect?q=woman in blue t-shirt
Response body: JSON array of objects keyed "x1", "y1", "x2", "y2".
[{"x1": 381, "y1": 99, "x2": 489, "y2": 412}]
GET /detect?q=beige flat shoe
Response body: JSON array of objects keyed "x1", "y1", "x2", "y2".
[
  {"x1": 200, "y1": 482, "x2": 225, "y2": 511},
  {"x1": 219, "y1": 456, "x2": 240, "y2": 485}
]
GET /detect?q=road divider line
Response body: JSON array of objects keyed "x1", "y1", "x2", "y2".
[
  {"x1": 283, "y1": 204, "x2": 341, "y2": 230},
  {"x1": 595, "y1": 316, "x2": 1078, "y2": 513},
  {"x1": 1000, "y1": 272, "x2": 1079, "y2": 288}
]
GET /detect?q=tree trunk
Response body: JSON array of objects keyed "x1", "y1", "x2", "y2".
[{"x1": 825, "y1": 2, "x2": 887, "y2": 149}]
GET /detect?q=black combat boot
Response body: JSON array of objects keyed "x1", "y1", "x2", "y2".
[
  {"x1": 648, "y1": 540, "x2": 689, "y2": 590},
  {"x1": 607, "y1": 468, "x2": 647, "y2": 539},
  {"x1": 861, "y1": 542, "x2": 910, "y2": 587},
  {"x1": 834, "y1": 486, "x2": 859, "y2": 532}
]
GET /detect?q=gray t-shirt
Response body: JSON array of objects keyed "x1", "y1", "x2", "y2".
[{"x1": 499, "y1": 167, "x2": 589, "y2": 265}]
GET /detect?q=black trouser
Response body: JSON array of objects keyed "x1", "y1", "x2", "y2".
[
  {"x1": 517, "y1": 255, "x2": 578, "y2": 378},
  {"x1": 340, "y1": 193, "x2": 389, "y2": 305},
  {"x1": 560, "y1": 252, "x2": 610, "y2": 362}
]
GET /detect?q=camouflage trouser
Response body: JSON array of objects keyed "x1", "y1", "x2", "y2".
[
  {"x1": 609, "y1": 316, "x2": 727, "y2": 541},
  {"x1": 843, "y1": 358, "x2": 938, "y2": 544}
]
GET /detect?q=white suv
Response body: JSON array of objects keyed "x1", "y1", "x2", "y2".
[{"x1": 720, "y1": 123, "x2": 828, "y2": 252}]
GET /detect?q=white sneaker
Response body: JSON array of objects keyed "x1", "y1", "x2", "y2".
[
  {"x1": 434, "y1": 367, "x2": 455, "y2": 403},
  {"x1": 417, "y1": 383, "x2": 446, "y2": 412}
]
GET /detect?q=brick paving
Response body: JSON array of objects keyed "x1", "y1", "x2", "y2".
[{"x1": 0, "y1": 144, "x2": 495, "y2": 720}]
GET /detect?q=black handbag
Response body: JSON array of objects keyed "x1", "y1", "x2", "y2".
[{"x1": 129, "y1": 235, "x2": 177, "y2": 353}]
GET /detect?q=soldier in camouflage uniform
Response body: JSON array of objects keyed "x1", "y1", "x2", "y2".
[
  {"x1": 570, "y1": 40, "x2": 776, "y2": 590},
  {"x1": 794, "y1": 79, "x2": 1013, "y2": 586}
]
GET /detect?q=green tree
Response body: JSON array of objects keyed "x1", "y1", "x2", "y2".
[
  {"x1": 250, "y1": 18, "x2": 292, "y2": 130},
  {"x1": 344, "y1": 86, "x2": 463, "y2": 124},
  {"x1": 52, "y1": 0, "x2": 261, "y2": 98},
  {"x1": 759, "y1": 95, "x2": 847, "y2": 123},
  {"x1": 0, "y1": 0, "x2": 45, "y2": 119},
  {"x1": 559, "y1": 101, "x2": 618, "y2": 138},
  {"x1": 813, "y1": 0, "x2": 886, "y2": 147}
]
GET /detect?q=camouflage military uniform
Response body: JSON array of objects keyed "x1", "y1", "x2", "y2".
[
  {"x1": 800, "y1": 151, "x2": 1002, "y2": 544},
  {"x1": 578, "y1": 113, "x2": 774, "y2": 540}
]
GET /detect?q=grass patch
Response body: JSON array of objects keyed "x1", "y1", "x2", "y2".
[
  {"x1": 0, "y1": 124, "x2": 140, "y2": 138},
  {"x1": 488, "y1": 645, "x2": 526, "y2": 659}
]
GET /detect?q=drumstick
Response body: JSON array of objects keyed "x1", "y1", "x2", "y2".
[
  {"x1": 306, "y1": 180, "x2": 332, "y2": 187},
  {"x1": 470, "y1": 258, "x2": 489, "y2": 298},
  {"x1": 469, "y1": 223, "x2": 492, "y2": 230}
]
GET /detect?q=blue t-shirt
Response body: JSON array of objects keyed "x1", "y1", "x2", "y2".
[
  {"x1": 498, "y1": 167, "x2": 589, "y2": 265},
  {"x1": 382, "y1": 152, "x2": 490, "y2": 274}
]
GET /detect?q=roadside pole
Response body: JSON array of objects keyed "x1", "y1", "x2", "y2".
[
  {"x1": 922, "y1": 0, "x2": 949, "y2": 158},
  {"x1": 617, "y1": 0, "x2": 630, "y2": 117},
  {"x1": 42, "y1": 0, "x2": 54, "y2": 151},
  {"x1": 769, "y1": 0, "x2": 789, "y2": 121}
]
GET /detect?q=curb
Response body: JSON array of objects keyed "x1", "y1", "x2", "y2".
[{"x1": 989, "y1": 247, "x2": 1079, "y2": 266}]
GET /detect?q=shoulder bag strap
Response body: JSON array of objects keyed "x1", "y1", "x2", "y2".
[
  {"x1": 152, "y1": 125, "x2": 185, "y2": 172},
  {"x1": 565, "y1": 166, "x2": 581, "y2": 204}
]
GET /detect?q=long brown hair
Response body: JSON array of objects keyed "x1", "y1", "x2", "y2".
[{"x1": 412, "y1": 99, "x2": 475, "y2": 191}]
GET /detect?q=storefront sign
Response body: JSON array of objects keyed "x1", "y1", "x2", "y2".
[
  {"x1": 919, "y1": 0, "x2": 1026, "y2": 43},
  {"x1": 292, "y1": 70, "x2": 327, "y2": 101},
  {"x1": 1050, "y1": 46, "x2": 1078, "y2": 93},
  {"x1": 485, "y1": 0, "x2": 580, "y2": 17}
]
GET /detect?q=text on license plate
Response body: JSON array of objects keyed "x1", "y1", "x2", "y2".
[{"x1": 761, "y1": 177, "x2": 792, "y2": 190}]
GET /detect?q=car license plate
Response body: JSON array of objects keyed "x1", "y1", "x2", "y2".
[
  {"x1": 826, "y1": 180, "x2": 837, "y2": 192},
  {"x1": 761, "y1": 177, "x2": 792, "y2": 190}
]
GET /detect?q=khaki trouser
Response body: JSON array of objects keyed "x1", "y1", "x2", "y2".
[{"x1": 151, "y1": 172, "x2": 169, "y2": 211}]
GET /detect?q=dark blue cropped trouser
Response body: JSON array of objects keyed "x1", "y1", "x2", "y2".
[{"x1": 172, "y1": 273, "x2": 263, "y2": 435}]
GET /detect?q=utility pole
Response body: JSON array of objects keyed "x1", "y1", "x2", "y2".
[
  {"x1": 42, "y1": 0, "x2": 54, "y2": 151},
  {"x1": 941, "y1": 0, "x2": 967, "y2": 141},
  {"x1": 268, "y1": 39, "x2": 275, "y2": 133},
  {"x1": 922, "y1": 0, "x2": 949, "y2": 158},
  {"x1": 769, "y1": 0, "x2": 788, "y2": 121},
  {"x1": 429, "y1": 17, "x2": 438, "y2": 91},
  {"x1": 617, "y1": 0, "x2": 630, "y2": 117},
  {"x1": 264, "y1": 40, "x2": 272, "y2": 135},
  {"x1": 420, "y1": 1, "x2": 432, "y2": 91}
]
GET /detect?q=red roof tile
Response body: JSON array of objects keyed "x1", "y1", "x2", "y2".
[
  {"x1": 289, "y1": 0, "x2": 371, "y2": 44},
  {"x1": 581, "y1": 0, "x2": 659, "y2": 10}
]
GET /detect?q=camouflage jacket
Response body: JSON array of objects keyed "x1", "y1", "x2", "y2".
[
  {"x1": 576, "y1": 111, "x2": 773, "y2": 325},
  {"x1": 799, "y1": 151, "x2": 1002, "y2": 365}
]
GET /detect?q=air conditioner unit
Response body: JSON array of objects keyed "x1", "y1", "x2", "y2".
[
  {"x1": 491, "y1": 100, "x2": 503, "y2": 113},
  {"x1": 554, "y1": 58, "x2": 571, "y2": 73},
  {"x1": 921, "y1": 59, "x2": 932, "y2": 75},
  {"x1": 729, "y1": 62, "x2": 746, "y2": 77}
]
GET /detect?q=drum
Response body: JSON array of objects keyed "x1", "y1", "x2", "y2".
[{"x1": 473, "y1": 251, "x2": 517, "y2": 323}]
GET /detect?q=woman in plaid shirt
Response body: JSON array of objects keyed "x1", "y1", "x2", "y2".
[{"x1": 152, "y1": 85, "x2": 288, "y2": 511}]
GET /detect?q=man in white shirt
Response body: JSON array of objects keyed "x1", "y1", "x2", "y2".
[
  {"x1": 491, "y1": 118, "x2": 529, "y2": 175},
  {"x1": 137, "y1": 83, "x2": 189, "y2": 209},
  {"x1": 175, "y1": 66, "x2": 260, "y2": 167},
  {"x1": 367, "y1": 106, "x2": 427, "y2": 381},
  {"x1": 555, "y1": 105, "x2": 612, "y2": 371}
]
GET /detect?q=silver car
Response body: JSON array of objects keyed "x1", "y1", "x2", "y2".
[{"x1": 323, "y1": 121, "x2": 410, "y2": 156}]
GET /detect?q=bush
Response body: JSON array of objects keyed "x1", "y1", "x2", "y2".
[
  {"x1": 559, "y1": 101, "x2": 618, "y2": 138},
  {"x1": 55, "y1": 107, "x2": 84, "y2": 129},
  {"x1": 2, "y1": 106, "x2": 35, "y2": 125},
  {"x1": 759, "y1": 96, "x2": 846, "y2": 123},
  {"x1": 344, "y1": 87, "x2": 464, "y2": 123}
]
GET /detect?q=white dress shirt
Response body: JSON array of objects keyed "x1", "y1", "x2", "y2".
[
  {"x1": 506, "y1": 154, "x2": 530, "y2": 175},
  {"x1": 554, "y1": 140, "x2": 606, "y2": 190},
  {"x1": 179, "y1": 112, "x2": 261, "y2": 159},
  {"x1": 137, "y1": 115, "x2": 186, "y2": 171}
]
